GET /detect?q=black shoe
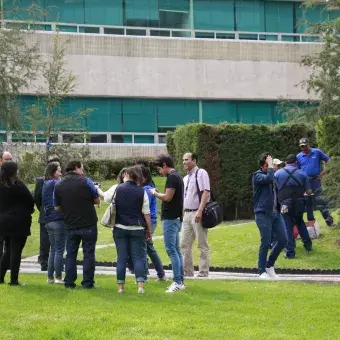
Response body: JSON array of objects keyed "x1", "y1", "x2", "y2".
[
  {"x1": 9, "y1": 282, "x2": 27, "y2": 286},
  {"x1": 284, "y1": 254, "x2": 295, "y2": 259},
  {"x1": 41, "y1": 266, "x2": 48, "y2": 272}
]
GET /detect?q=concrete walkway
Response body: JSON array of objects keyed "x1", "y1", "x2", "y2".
[{"x1": 19, "y1": 262, "x2": 340, "y2": 284}]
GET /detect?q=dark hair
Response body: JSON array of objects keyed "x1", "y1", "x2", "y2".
[
  {"x1": 258, "y1": 152, "x2": 271, "y2": 167},
  {"x1": 44, "y1": 162, "x2": 60, "y2": 180},
  {"x1": 47, "y1": 154, "x2": 60, "y2": 165},
  {"x1": 185, "y1": 152, "x2": 198, "y2": 163},
  {"x1": 154, "y1": 154, "x2": 174, "y2": 168},
  {"x1": 117, "y1": 167, "x2": 127, "y2": 184},
  {"x1": 0, "y1": 161, "x2": 18, "y2": 187},
  {"x1": 124, "y1": 166, "x2": 142, "y2": 184},
  {"x1": 65, "y1": 160, "x2": 82, "y2": 173},
  {"x1": 139, "y1": 165, "x2": 155, "y2": 186}
]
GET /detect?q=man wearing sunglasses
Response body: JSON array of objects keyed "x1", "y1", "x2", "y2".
[{"x1": 297, "y1": 138, "x2": 333, "y2": 227}]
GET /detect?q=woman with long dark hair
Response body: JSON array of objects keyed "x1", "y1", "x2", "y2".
[
  {"x1": 0, "y1": 161, "x2": 34, "y2": 285},
  {"x1": 42, "y1": 162, "x2": 65, "y2": 284}
]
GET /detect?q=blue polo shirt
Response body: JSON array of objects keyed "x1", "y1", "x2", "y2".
[
  {"x1": 297, "y1": 148, "x2": 329, "y2": 177},
  {"x1": 274, "y1": 165, "x2": 310, "y2": 206}
]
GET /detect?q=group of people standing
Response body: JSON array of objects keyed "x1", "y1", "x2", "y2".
[
  {"x1": 253, "y1": 138, "x2": 333, "y2": 279},
  {"x1": 0, "y1": 151, "x2": 212, "y2": 293}
]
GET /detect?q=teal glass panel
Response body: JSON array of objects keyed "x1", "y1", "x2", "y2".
[
  {"x1": 125, "y1": 0, "x2": 158, "y2": 21},
  {"x1": 123, "y1": 135, "x2": 133, "y2": 143},
  {"x1": 194, "y1": 0, "x2": 234, "y2": 31},
  {"x1": 122, "y1": 99, "x2": 156, "y2": 133},
  {"x1": 86, "y1": 98, "x2": 122, "y2": 132},
  {"x1": 157, "y1": 100, "x2": 199, "y2": 127},
  {"x1": 159, "y1": 10, "x2": 190, "y2": 29},
  {"x1": 3, "y1": 0, "x2": 45, "y2": 21},
  {"x1": 235, "y1": 0, "x2": 265, "y2": 32},
  {"x1": 46, "y1": 0, "x2": 85, "y2": 24},
  {"x1": 57, "y1": 25, "x2": 77, "y2": 32},
  {"x1": 295, "y1": 4, "x2": 328, "y2": 34},
  {"x1": 237, "y1": 101, "x2": 273, "y2": 124},
  {"x1": 265, "y1": 1, "x2": 293, "y2": 33},
  {"x1": 329, "y1": 9, "x2": 340, "y2": 20},
  {"x1": 202, "y1": 101, "x2": 237, "y2": 124},
  {"x1": 134, "y1": 135, "x2": 154, "y2": 143},
  {"x1": 79, "y1": 26, "x2": 100, "y2": 33},
  {"x1": 159, "y1": 0, "x2": 190, "y2": 12},
  {"x1": 84, "y1": 0, "x2": 123, "y2": 25}
]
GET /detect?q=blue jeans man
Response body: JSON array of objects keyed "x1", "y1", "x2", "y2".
[
  {"x1": 64, "y1": 225, "x2": 97, "y2": 289},
  {"x1": 255, "y1": 212, "x2": 287, "y2": 274},
  {"x1": 162, "y1": 219, "x2": 184, "y2": 284},
  {"x1": 283, "y1": 200, "x2": 312, "y2": 258}
]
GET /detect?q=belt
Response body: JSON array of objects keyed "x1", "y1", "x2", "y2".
[
  {"x1": 184, "y1": 209, "x2": 198, "y2": 212},
  {"x1": 308, "y1": 176, "x2": 319, "y2": 180}
]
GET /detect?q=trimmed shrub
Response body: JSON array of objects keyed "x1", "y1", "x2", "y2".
[
  {"x1": 316, "y1": 115, "x2": 340, "y2": 156},
  {"x1": 170, "y1": 123, "x2": 316, "y2": 220}
]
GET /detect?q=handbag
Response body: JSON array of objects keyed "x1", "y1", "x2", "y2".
[
  {"x1": 100, "y1": 186, "x2": 118, "y2": 228},
  {"x1": 195, "y1": 169, "x2": 223, "y2": 229}
]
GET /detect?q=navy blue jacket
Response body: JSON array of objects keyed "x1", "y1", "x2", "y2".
[
  {"x1": 115, "y1": 181, "x2": 146, "y2": 227},
  {"x1": 252, "y1": 168, "x2": 275, "y2": 213},
  {"x1": 42, "y1": 179, "x2": 64, "y2": 223}
]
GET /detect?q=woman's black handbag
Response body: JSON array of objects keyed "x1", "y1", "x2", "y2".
[{"x1": 195, "y1": 169, "x2": 223, "y2": 229}]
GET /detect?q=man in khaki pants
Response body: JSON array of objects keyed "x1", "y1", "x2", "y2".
[{"x1": 181, "y1": 152, "x2": 211, "y2": 277}]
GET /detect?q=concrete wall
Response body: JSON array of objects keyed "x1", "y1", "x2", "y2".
[{"x1": 22, "y1": 32, "x2": 322, "y2": 101}]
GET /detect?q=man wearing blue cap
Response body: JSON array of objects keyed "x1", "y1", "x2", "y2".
[{"x1": 297, "y1": 138, "x2": 333, "y2": 227}]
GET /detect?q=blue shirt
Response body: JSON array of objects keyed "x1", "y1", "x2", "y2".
[
  {"x1": 297, "y1": 148, "x2": 329, "y2": 177},
  {"x1": 252, "y1": 168, "x2": 275, "y2": 213},
  {"x1": 274, "y1": 165, "x2": 310, "y2": 206},
  {"x1": 144, "y1": 184, "x2": 157, "y2": 225}
]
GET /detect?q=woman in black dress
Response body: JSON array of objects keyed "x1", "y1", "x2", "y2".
[{"x1": 0, "y1": 161, "x2": 34, "y2": 285}]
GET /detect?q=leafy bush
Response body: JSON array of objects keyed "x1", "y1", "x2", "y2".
[
  {"x1": 316, "y1": 115, "x2": 340, "y2": 156},
  {"x1": 170, "y1": 123, "x2": 316, "y2": 220}
]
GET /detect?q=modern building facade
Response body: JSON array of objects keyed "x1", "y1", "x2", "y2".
[{"x1": 1, "y1": 0, "x2": 332, "y2": 143}]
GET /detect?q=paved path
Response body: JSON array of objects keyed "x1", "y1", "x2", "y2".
[{"x1": 20, "y1": 262, "x2": 340, "y2": 283}]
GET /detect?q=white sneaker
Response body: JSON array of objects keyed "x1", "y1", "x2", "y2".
[
  {"x1": 265, "y1": 267, "x2": 279, "y2": 280},
  {"x1": 258, "y1": 272, "x2": 272, "y2": 280},
  {"x1": 54, "y1": 278, "x2": 65, "y2": 284},
  {"x1": 157, "y1": 276, "x2": 169, "y2": 282},
  {"x1": 138, "y1": 287, "x2": 145, "y2": 294},
  {"x1": 46, "y1": 279, "x2": 54, "y2": 284},
  {"x1": 165, "y1": 282, "x2": 184, "y2": 293}
]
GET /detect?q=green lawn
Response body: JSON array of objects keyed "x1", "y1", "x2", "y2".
[
  {"x1": 24, "y1": 178, "x2": 340, "y2": 270},
  {"x1": 0, "y1": 274, "x2": 339, "y2": 339},
  {"x1": 95, "y1": 211, "x2": 340, "y2": 270}
]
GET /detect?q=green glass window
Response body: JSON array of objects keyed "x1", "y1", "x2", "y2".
[
  {"x1": 235, "y1": 0, "x2": 265, "y2": 32},
  {"x1": 46, "y1": 0, "x2": 85, "y2": 24},
  {"x1": 202, "y1": 101, "x2": 237, "y2": 124},
  {"x1": 295, "y1": 3, "x2": 328, "y2": 34},
  {"x1": 84, "y1": 0, "x2": 123, "y2": 26},
  {"x1": 194, "y1": 0, "x2": 234, "y2": 31},
  {"x1": 237, "y1": 101, "x2": 274, "y2": 124},
  {"x1": 125, "y1": 0, "x2": 159, "y2": 27},
  {"x1": 159, "y1": 0, "x2": 189, "y2": 12},
  {"x1": 265, "y1": 1, "x2": 293, "y2": 33}
]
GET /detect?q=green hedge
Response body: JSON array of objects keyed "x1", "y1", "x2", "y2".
[
  {"x1": 316, "y1": 115, "x2": 340, "y2": 156},
  {"x1": 168, "y1": 123, "x2": 316, "y2": 220},
  {"x1": 85, "y1": 157, "x2": 155, "y2": 180}
]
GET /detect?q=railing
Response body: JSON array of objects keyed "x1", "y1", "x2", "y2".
[
  {"x1": 0, "y1": 131, "x2": 167, "y2": 145},
  {"x1": 1, "y1": 19, "x2": 321, "y2": 43}
]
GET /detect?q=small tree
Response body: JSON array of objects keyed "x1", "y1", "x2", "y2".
[
  {"x1": 0, "y1": 3, "x2": 42, "y2": 131},
  {"x1": 25, "y1": 29, "x2": 92, "y2": 142}
]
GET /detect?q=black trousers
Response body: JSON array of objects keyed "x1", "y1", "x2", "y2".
[
  {"x1": 0, "y1": 236, "x2": 27, "y2": 283},
  {"x1": 0, "y1": 237, "x2": 4, "y2": 259},
  {"x1": 38, "y1": 223, "x2": 50, "y2": 269}
]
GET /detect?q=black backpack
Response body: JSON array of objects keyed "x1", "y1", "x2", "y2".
[{"x1": 195, "y1": 169, "x2": 223, "y2": 229}]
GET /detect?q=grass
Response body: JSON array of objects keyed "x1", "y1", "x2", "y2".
[
  {"x1": 0, "y1": 274, "x2": 339, "y2": 339},
  {"x1": 24, "y1": 178, "x2": 340, "y2": 270},
  {"x1": 95, "y1": 211, "x2": 340, "y2": 270}
]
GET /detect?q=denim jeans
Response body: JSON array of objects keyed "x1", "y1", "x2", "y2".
[
  {"x1": 162, "y1": 219, "x2": 184, "y2": 284},
  {"x1": 145, "y1": 223, "x2": 165, "y2": 279},
  {"x1": 255, "y1": 212, "x2": 287, "y2": 274},
  {"x1": 45, "y1": 220, "x2": 66, "y2": 280},
  {"x1": 113, "y1": 227, "x2": 146, "y2": 284},
  {"x1": 64, "y1": 225, "x2": 97, "y2": 288},
  {"x1": 283, "y1": 206, "x2": 312, "y2": 258}
]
